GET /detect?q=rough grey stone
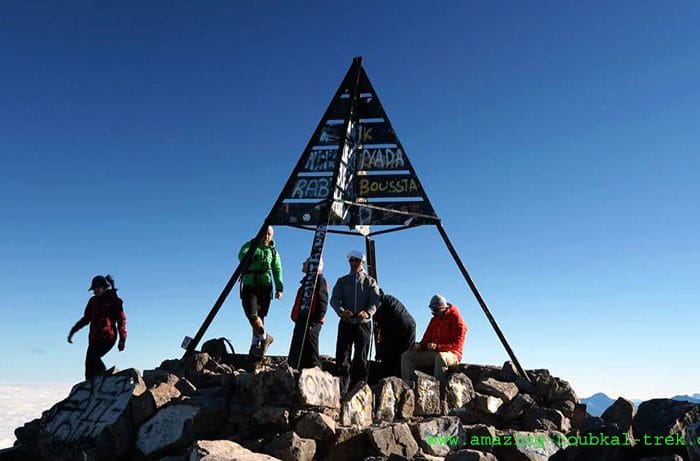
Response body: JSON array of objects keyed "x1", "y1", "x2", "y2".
[
  {"x1": 492, "y1": 429, "x2": 561, "y2": 461},
  {"x1": 474, "y1": 393, "x2": 503, "y2": 414},
  {"x1": 250, "y1": 366, "x2": 297, "y2": 409},
  {"x1": 367, "y1": 423, "x2": 419, "y2": 458},
  {"x1": 476, "y1": 378, "x2": 519, "y2": 404},
  {"x1": 373, "y1": 379, "x2": 397, "y2": 423},
  {"x1": 445, "y1": 449, "x2": 498, "y2": 461},
  {"x1": 412, "y1": 416, "x2": 466, "y2": 457},
  {"x1": 522, "y1": 407, "x2": 570, "y2": 433},
  {"x1": 264, "y1": 431, "x2": 315, "y2": 461},
  {"x1": 137, "y1": 403, "x2": 200, "y2": 458},
  {"x1": 188, "y1": 439, "x2": 280, "y2": 460},
  {"x1": 497, "y1": 393, "x2": 535, "y2": 422},
  {"x1": 295, "y1": 411, "x2": 336, "y2": 440}
]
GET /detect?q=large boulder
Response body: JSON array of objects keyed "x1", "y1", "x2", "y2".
[
  {"x1": 250, "y1": 366, "x2": 297, "y2": 409},
  {"x1": 601, "y1": 397, "x2": 635, "y2": 435},
  {"x1": 324, "y1": 426, "x2": 373, "y2": 461},
  {"x1": 633, "y1": 399, "x2": 700, "y2": 459},
  {"x1": 497, "y1": 393, "x2": 535, "y2": 422},
  {"x1": 341, "y1": 382, "x2": 373, "y2": 428},
  {"x1": 15, "y1": 369, "x2": 152, "y2": 460},
  {"x1": 414, "y1": 371, "x2": 441, "y2": 416},
  {"x1": 188, "y1": 440, "x2": 280, "y2": 460},
  {"x1": 263, "y1": 431, "x2": 316, "y2": 461},
  {"x1": 367, "y1": 423, "x2": 419, "y2": 458},
  {"x1": 412, "y1": 416, "x2": 466, "y2": 456},
  {"x1": 492, "y1": 429, "x2": 561, "y2": 461},
  {"x1": 295, "y1": 411, "x2": 336, "y2": 440},
  {"x1": 136, "y1": 403, "x2": 201, "y2": 458},
  {"x1": 252, "y1": 406, "x2": 291, "y2": 433},
  {"x1": 522, "y1": 407, "x2": 570, "y2": 433},
  {"x1": 297, "y1": 367, "x2": 340, "y2": 410},
  {"x1": 476, "y1": 378, "x2": 519, "y2": 404},
  {"x1": 462, "y1": 424, "x2": 497, "y2": 453},
  {"x1": 686, "y1": 421, "x2": 700, "y2": 461}
]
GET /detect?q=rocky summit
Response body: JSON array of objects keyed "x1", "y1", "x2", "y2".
[{"x1": 1, "y1": 353, "x2": 699, "y2": 461}]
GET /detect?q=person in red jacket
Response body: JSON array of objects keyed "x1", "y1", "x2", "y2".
[
  {"x1": 67, "y1": 274, "x2": 127, "y2": 380},
  {"x1": 287, "y1": 257, "x2": 328, "y2": 370},
  {"x1": 401, "y1": 294, "x2": 467, "y2": 382}
]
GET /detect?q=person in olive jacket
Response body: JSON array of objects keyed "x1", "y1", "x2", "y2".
[
  {"x1": 239, "y1": 225, "x2": 284, "y2": 355},
  {"x1": 288, "y1": 256, "x2": 328, "y2": 370},
  {"x1": 68, "y1": 274, "x2": 127, "y2": 380}
]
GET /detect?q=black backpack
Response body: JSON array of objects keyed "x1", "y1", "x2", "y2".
[{"x1": 201, "y1": 337, "x2": 236, "y2": 363}]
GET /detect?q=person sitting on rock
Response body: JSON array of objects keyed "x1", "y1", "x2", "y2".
[
  {"x1": 68, "y1": 274, "x2": 127, "y2": 380},
  {"x1": 373, "y1": 290, "x2": 416, "y2": 379},
  {"x1": 288, "y1": 256, "x2": 328, "y2": 370},
  {"x1": 401, "y1": 294, "x2": 466, "y2": 382}
]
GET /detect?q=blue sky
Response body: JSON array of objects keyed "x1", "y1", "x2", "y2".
[{"x1": 1, "y1": 1, "x2": 698, "y2": 400}]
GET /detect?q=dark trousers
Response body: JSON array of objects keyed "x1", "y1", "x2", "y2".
[
  {"x1": 378, "y1": 329, "x2": 416, "y2": 379},
  {"x1": 288, "y1": 315, "x2": 322, "y2": 370},
  {"x1": 335, "y1": 321, "x2": 371, "y2": 396},
  {"x1": 85, "y1": 341, "x2": 115, "y2": 380}
]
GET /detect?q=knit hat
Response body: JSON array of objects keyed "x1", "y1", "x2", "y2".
[{"x1": 429, "y1": 294, "x2": 448, "y2": 309}]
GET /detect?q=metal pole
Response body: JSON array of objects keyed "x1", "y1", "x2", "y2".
[
  {"x1": 365, "y1": 236, "x2": 377, "y2": 282},
  {"x1": 436, "y1": 223, "x2": 531, "y2": 381}
]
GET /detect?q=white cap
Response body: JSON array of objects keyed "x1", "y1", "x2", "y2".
[{"x1": 347, "y1": 250, "x2": 365, "y2": 261}]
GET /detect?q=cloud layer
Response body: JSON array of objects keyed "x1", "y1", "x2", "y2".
[{"x1": 0, "y1": 383, "x2": 73, "y2": 449}]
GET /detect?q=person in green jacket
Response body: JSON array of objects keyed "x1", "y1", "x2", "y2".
[{"x1": 239, "y1": 225, "x2": 284, "y2": 355}]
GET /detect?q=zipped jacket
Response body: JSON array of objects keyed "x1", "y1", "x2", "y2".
[
  {"x1": 290, "y1": 274, "x2": 328, "y2": 325},
  {"x1": 238, "y1": 239, "x2": 284, "y2": 292},
  {"x1": 83, "y1": 290, "x2": 127, "y2": 345},
  {"x1": 330, "y1": 270, "x2": 380, "y2": 324},
  {"x1": 419, "y1": 304, "x2": 467, "y2": 361}
]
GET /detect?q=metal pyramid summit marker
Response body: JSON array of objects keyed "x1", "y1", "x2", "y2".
[
  {"x1": 269, "y1": 56, "x2": 438, "y2": 230},
  {"x1": 184, "y1": 57, "x2": 530, "y2": 382}
]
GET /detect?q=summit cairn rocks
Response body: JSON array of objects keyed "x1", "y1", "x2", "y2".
[{"x1": 7, "y1": 353, "x2": 616, "y2": 461}]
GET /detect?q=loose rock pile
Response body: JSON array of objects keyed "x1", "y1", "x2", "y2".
[{"x1": 3, "y1": 353, "x2": 699, "y2": 460}]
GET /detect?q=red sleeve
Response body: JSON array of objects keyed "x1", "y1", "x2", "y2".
[
  {"x1": 420, "y1": 318, "x2": 437, "y2": 348},
  {"x1": 114, "y1": 297, "x2": 127, "y2": 341},
  {"x1": 436, "y1": 311, "x2": 467, "y2": 354}
]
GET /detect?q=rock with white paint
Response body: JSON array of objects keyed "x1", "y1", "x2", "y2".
[
  {"x1": 341, "y1": 382, "x2": 373, "y2": 428},
  {"x1": 23, "y1": 368, "x2": 151, "y2": 460},
  {"x1": 372, "y1": 379, "x2": 397, "y2": 423},
  {"x1": 443, "y1": 373, "x2": 476, "y2": 412},
  {"x1": 415, "y1": 371, "x2": 441, "y2": 416},
  {"x1": 297, "y1": 367, "x2": 340, "y2": 410}
]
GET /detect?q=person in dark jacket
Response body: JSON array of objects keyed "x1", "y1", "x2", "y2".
[
  {"x1": 374, "y1": 290, "x2": 416, "y2": 378},
  {"x1": 330, "y1": 250, "x2": 381, "y2": 396},
  {"x1": 288, "y1": 257, "x2": 328, "y2": 370},
  {"x1": 239, "y1": 225, "x2": 284, "y2": 356},
  {"x1": 68, "y1": 274, "x2": 127, "y2": 380}
]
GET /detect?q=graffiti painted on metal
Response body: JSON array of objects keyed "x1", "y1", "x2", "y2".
[{"x1": 356, "y1": 174, "x2": 422, "y2": 198}]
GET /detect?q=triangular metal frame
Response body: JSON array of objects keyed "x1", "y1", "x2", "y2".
[{"x1": 183, "y1": 57, "x2": 530, "y2": 381}]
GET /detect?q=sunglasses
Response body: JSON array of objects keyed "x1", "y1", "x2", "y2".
[{"x1": 348, "y1": 257, "x2": 362, "y2": 263}]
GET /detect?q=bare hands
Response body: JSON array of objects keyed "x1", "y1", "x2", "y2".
[
  {"x1": 426, "y1": 342, "x2": 437, "y2": 351},
  {"x1": 275, "y1": 291, "x2": 283, "y2": 300},
  {"x1": 357, "y1": 310, "x2": 369, "y2": 320},
  {"x1": 340, "y1": 310, "x2": 353, "y2": 319}
]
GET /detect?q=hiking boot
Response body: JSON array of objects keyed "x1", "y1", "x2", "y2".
[{"x1": 261, "y1": 334, "x2": 274, "y2": 355}]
